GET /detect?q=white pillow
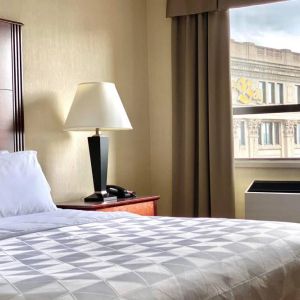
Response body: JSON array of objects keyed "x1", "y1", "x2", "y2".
[
  {"x1": 0, "y1": 151, "x2": 9, "y2": 154},
  {"x1": 0, "y1": 151, "x2": 57, "y2": 217}
]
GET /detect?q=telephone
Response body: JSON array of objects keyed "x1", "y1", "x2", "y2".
[{"x1": 106, "y1": 185, "x2": 136, "y2": 199}]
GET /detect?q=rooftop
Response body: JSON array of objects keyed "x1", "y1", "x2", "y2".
[{"x1": 231, "y1": 39, "x2": 300, "y2": 68}]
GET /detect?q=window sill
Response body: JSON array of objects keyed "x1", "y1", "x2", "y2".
[
  {"x1": 235, "y1": 159, "x2": 300, "y2": 168},
  {"x1": 258, "y1": 145, "x2": 281, "y2": 150}
]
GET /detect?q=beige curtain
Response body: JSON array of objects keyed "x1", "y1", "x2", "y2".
[
  {"x1": 172, "y1": 10, "x2": 235, "y2": 218},
  {"x1": 169, "y1": 0, "x2": 286, "y2": 217},
  {"x1": 167, "y1": 0, "x2": 287, "y2": 16}
]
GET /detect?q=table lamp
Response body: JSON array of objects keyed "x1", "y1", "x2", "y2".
[{"x1": 64, "y1": 82, "x2": 132, "y2": 202}]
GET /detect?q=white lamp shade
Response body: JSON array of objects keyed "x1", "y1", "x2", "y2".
[{"x1": 64, "y1": 82, "x2": 132, "y2": 131}]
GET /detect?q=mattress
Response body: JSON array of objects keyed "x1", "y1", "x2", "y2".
[{"x1": 0, "y1": 209, "x2": 300, "y2": 299}]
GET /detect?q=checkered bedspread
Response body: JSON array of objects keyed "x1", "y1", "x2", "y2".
[{"x1": 1, "y1": 212, "x2": 300, "y2": 299}]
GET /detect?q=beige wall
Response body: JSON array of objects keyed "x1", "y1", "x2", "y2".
[
  {"x1": 146, "y1": 0, "x2": 172, "y2": 216},
  {"x1": 3, "y1": 0, "x2": 281, "y2": 219},
  {"x1": 0, "y1": 0, "x2": 152, "y2": 202}
]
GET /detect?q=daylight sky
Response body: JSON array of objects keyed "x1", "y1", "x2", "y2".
[{"x1": 230, "y1": 0, "x2": 300, "y2": 53}]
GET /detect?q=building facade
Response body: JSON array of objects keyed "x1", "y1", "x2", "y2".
[{"x1": 231, "y1": 40, "x2": 300, "y2": 158}]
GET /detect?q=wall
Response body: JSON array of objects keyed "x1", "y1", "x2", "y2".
[
  {"x1": 146, "y1": 0, "x2": 172, "y2": 216},
  {"x1": 3, "y1": 0, "x2": 282, "y2": 219},
  {"x1": 0, "y1": 0, "x2": 151, "y2": 202}
]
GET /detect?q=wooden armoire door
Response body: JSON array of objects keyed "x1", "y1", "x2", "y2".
[{"x1": 0, "y1": 19, "x2": 24, "y2": 152}]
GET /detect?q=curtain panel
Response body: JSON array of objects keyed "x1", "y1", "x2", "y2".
[
  {"x1": 168, "y1": 0, "x2": 286, "y2": 218},
  {"x1": 172, "y1": 11, "x2": 235, "y2": 218},
  {"x1": 167, "y1": 0, "x2": 286, "y2": 16}
]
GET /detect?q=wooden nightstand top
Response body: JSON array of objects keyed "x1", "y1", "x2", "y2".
[{"x1": 57, "y1": 195, "x2": 160, "y2": 211}]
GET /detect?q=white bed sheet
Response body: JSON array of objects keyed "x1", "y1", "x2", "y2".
[{"x1": 0, "y1": 210, "x2": 300, "y2": 299}]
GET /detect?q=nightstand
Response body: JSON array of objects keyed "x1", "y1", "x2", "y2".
[{"x1": 57, "y1": 195, "x2": 160, "y2": 216}]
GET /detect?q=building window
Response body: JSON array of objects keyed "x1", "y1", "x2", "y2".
[
  {"x1": 297, "y1": 85, "x2": 300, "y2": 104},
  {"x1": 239, "y1": 121, "x2": 246, "y2": 145},
  {"x1": 267, "y1": 82, "x2": 275, "y2": 104},
  {"x1": 295, "y1": 124, "x2": 300, "y2": 144},
  {"x1": 259, "y1": 122, "x2": 280, "y2": 146},
  {"x1": 274, "y1": 122, "x2": 280, "y2": 145},
  {"x1": 259, "y1": 81, "x2": 266, "y2": 103},
  {"x1": 276, "y1": 83, "x2": 284, "y2": 104},
  {"x1": 230, "y1": 1, "x2": 300, "y2": 159},
  {"x1": 258, "y1": 81, "x2": 283, "y2": 104}
]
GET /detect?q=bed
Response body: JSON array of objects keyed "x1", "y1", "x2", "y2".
[
  {"x1": 0, "y1": 210, "x2": 300, "y2": 299},
  {"x1": 1, "y1": 19, "x2": 300, "y2": 300}
]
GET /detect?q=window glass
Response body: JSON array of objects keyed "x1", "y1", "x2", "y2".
[
  {"x1": 259, "y1": 81, "x2": 267, "y2": 104},
  {"x1": 297, "y1": 85, "x2": 300, "y2": 104},
  {"x1": 295, "y1": 124, "x2": 300, "y2": 144},
  {"x1": 274, "y1": 122, "x2": 280, "y2": 145},
  {"x1": 239, "y1": 121, "x2": 246, "y2": 145},
  {"x1": 259, "y1": 122, "x2": 273, "y2": 145},
  {"x1": 267, "y1": 83, "x2": 275, "y2": 104},
  {"x1": 230, "y1": 0, "x2": 300, "y2": 159},
  {"x1": 275, "y1": 83, "x2": 283, "y2": 104}
]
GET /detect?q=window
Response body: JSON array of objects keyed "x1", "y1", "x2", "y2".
[
  {"x1": 295, "y1": 124, "x2": 300, "y2": 144},
  {"x1": 274, "y1": 122, "x2": 280, "y2": 145},
  {"x1": 259, "y1": 122, "x2": 272, "y2": 145},
  {"x1": 258, "y1": 82, "x2": 283, "y2": 105},
  {"x1": 230, "y1": 1, "x2": 300, "y2": 159},
  {"x1": 276, "y1": 83, "x2": 283, "y2": 104},
  {"x1": 239, "y1": 121, "x2": 246, "y2": 145},
  {"x1": 259, "y1": 81, "x2": 266, "y2": 103},
  {"x1": 297, "y1": 85, "x2": 300, "y2": 104},
  {"x1": 259, "y1": 122, "x2": 280, "y2": 146},
  {"x1": 267, "y1": 82, "x2": 275, "y2": 104}
]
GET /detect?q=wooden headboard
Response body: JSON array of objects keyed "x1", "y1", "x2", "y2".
[{"x1": 0, "y1": 18, "x2": 24, "y2": 152}]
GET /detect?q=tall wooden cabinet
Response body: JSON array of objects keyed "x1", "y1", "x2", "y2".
[{"x1": 0, "y1": 18, "x2": 24, "y2": 151}]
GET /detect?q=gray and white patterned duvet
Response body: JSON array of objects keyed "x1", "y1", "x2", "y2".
[{"x1": 0, "y1": 209, "x2": 300, "y2": 300}]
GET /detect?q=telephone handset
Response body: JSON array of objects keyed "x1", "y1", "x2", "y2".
[{"x1": 106, "y1": 185, "x2": 136, "y2": 199}]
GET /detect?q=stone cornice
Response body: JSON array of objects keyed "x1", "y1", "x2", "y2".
[{"x1": 231, "y1": 58, "x2": 300, "y2": 82}]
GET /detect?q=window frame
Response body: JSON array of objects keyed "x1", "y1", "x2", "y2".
[
  {"x1": 233, "y1": 104, "x2": 300, "y2": 115},
  {"x1": 294, "y1": 123, "x2": 300, "y2": 145},
  {"x1": 258, "y1": 121, "x2": 281, "y2": 146}
]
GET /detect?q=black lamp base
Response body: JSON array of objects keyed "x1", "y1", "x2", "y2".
[
  {"x1": 86, "y1": 134, "x2": 114, "y2": 203},
  {"x1": 84, "y1": 193, "x2": 117, "y2": 202}
]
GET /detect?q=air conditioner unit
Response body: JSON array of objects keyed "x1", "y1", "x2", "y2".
[{"x1": 245, "y1": 180, "x2": 300, "y2": 223}]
